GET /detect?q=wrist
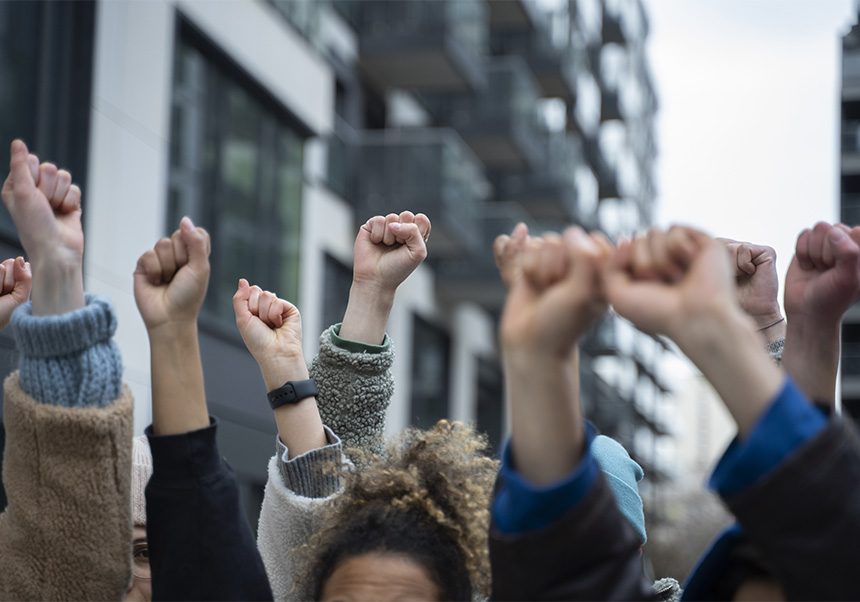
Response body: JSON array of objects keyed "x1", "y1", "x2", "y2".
[
  {"x1": 338, "y1": 281, "x2": 395, "y2": 345},
  {"x1": 147, "y1": 320, "x2": 198, "y2": 345},
  {"x1": 258, "y1": 356, "x2": 309, "y2": 392},
  {"x1": 30, "y1": 260, "x2": 85, "y2": 316}
]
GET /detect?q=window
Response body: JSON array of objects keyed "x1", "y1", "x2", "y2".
[
  {"x1": 410, "y1": 315, "x2": 451, "y2": 429},
  {"x1": 168, "y1": 23, "x2": 306, "y2": 334},
  {"x1": 0, "y1": 1, "x2": 95, "y2": 243},
  {"x1": 322, "y1": 254, "x2": 352, "y2": 333},
  {"x1": 476, "y1": 356, "x2": 503, "y2": 456}
]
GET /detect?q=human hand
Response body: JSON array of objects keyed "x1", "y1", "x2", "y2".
[
  {"x1": 604, "y1": 227, "x2": 739, "y2": 341},
  {"x1": 493, "y1": 222, "x2": 530, "y2": 290},
  {"x1": 500, "y1": 227, "x2": 613, "y2": 359},
  {"x1": 1, "y1": 140, "x2": 84, "y2": 315},
  {"x1": 133, "y1": 217, "x2": 210, "y2": 336},
  {"x1": 784, "y1": 222, "x2": 860, "y2": 326},
  {"x1": 233, "y1": 280, "x2": 307, "y2": 391},
  {"x1": 0, "y1": 257, "x2": 31, "y2": 331},
  {"x1": 716, "y1": 238, "x2": 783, "y2": 331},
  {"x1": 353, "y1": 211, "x2": 430, "y2": 294}
]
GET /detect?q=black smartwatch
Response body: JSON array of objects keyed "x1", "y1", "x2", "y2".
[{"x1": 267, "y1": 378, "x2": 319, "y2": 410}]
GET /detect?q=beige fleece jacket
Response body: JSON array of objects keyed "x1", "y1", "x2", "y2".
[{"x1": 0, "y1": 372, "x2": 134, "y2": 601}]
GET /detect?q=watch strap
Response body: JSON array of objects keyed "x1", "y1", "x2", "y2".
[{"x1": 267, "y1": 378, "x2": 318, "y2": 410}]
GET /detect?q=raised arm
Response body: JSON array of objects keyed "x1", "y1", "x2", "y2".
[
  {"x1": 716, "y1": 238, "x2": 786, "y2": 350},
  {"x1": 606, "y1": 227, "x2": 783, "y2": 436},
  {"x1": 314, "y1": 212, "x2": 429, "y2": 453},
  {"x1": 781, "y1": 222, "x2": 860, "y2": 406},
  {"x1": 134, "y1": 218, "x2": 272, "y2": 601},
  {"x1": 0, "y1": 139, "x2": 133, "y2": 601}
]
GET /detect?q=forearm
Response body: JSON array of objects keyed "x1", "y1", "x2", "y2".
[
  {"x1": 504, "y1": 347, "x2": 584, "y2": 486},
  {"x1": 676, "y1": 308, "x2": 784, "y2": 437},
  {"x1": 258, "y1": 354, "x2": 327, "y2": 459},
  {"x1": 338, "y1": 281, "x2": 395, "y2": 345},
  {"x1": 148, "y1": 323, "x2": 209, "y2": 436},
  {"x1": 782, "y1": 318, "x2": 840, "y2": 405},
  {"x1": 30, "y1": 253, "x2": 85, "y2": 316}
]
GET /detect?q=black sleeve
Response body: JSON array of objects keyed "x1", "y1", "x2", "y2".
[
  {"x1": 145, "y1": 421, "x2": 274, "y2": 601},
  {"x1": 489, "y1": 473, "x2": 657, "y2": 601},
  {"x1": 724, "y1": 418, "x2": 860, "y2": 601}
]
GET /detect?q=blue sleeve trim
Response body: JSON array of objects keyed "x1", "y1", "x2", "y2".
[
  {"x1": 493, "y1": 423, "x2": 598, "y2": 535},
  {"x1": 709, "y1": 378, "x2": 827, "y2": 497}
]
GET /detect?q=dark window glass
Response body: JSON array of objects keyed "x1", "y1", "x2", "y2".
[
  {"x1": 476, "y1": 356, "x2": 503, "y2": 456},
  {"x1": 410, "y1": 315, "x2": 451, "y2": 429},
  {"x1": 168, "y1": 27, "x2": 305, "y2": 335},
  {"x1": 322, "y1": 254, "x2": 352, "y2": 333}
]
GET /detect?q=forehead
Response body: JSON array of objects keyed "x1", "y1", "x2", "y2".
[{"x1": 319, "y1": 552, "x2": 441, "y2": 602}]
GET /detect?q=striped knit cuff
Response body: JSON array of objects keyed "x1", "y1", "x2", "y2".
[{"x1": 276, "y1": 425, "x2": 344, "y2": 498}]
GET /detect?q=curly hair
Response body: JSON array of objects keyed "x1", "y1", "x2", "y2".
[{"x1": 299, "y1": 420, "x2": 498, "y2": 600}]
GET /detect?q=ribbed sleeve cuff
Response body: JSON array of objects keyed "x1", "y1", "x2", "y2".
[
  {"x1": 145, "y1": 419, "x2": 222, "y2": 485},
  {"x1": 276, "y1": 425, "x2": 344, "y2": 498},
  {"x1": 12, "y1": 293, "x2": 123, "y2": 408},
  {"x1": 12, "y1": 293, "x2": 117, "y2": 358},
  {"x1": 329, "y1": 323, "x2": 391, "y2": 354}
]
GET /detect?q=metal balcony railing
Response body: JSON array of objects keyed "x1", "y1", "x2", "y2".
[
  {"x1": 424, "y1": 57, "x2": 544, "y2": 170},
  {"x1": 354, "y1": 128, "x2": 488, "y2": 257},
  {"x1": 348, "y1": 0, "x2": 488, "y2": 92}
]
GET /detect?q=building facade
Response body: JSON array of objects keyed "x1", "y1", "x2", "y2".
[
  {"x1": 841, "y1": 16, "x2": 860, "y2": 423},
  {"x1": 0, "y1": 0, "x2": 669, "y2": 522}
]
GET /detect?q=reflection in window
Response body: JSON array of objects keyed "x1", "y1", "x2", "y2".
[
  {"x1": 410, "y1": 315, "x2": 451, "y2": 429},
  {"x1": 169, "y1": 29, "x2": 305, "y2": 333}
]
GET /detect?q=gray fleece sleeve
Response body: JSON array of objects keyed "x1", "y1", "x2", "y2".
[
  {"x1": 10, "y1": 293, "x2": 123, "y2": 408},
  {"x1": 276, "y1": 425, "x2": 344, "y2": 498},
  {"x1": 310, "y1": 324, "x2": 394, "y2": 455}
]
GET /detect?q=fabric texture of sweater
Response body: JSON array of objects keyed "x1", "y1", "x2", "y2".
[
  {"x1": 258, "y1": 325, "x2": 394, "y2": 602},
  {"x1": 0, "y1": 294, "x2": 133, "y2": 600}
]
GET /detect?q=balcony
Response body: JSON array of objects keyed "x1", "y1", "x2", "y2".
[
  {"x1": 490, "y1": 28, "x2": 576, "y2": 101},
  {"x1": 485, "y1": 0, "x2": 542, "y2": 32},
  {"x1": 349, "y1": 0, "x2": 487, "y2": 93},
  {"x1": 491, "y1": 133, "x2": 588, "y2": 223},
  {"x1": 583, "y1": 134, "x2": 620, "y2": 199},
  {"x1": 354, "y1": 128, "x2": 489, "y2": 257},
  {"x1": 423, "y1": 56, "x2": 545, "y2": 170},
  {"x1": 434, "y1": 201, "x2": 535, "y2": 309}
]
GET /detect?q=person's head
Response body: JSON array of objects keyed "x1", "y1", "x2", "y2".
[
  {"x1": 304, "y1": 421, "x2": 498, "y2": 602},
  {"x1": 125, "y1": 435, "x2": 153, "y2": 602}
]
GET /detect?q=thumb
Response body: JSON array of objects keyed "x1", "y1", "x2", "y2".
[
  {"x1": 11, "y1": 257, "x2": 31, "y2": 300},
  {"x1": 388, "y1": 222, "x2": 427, "y2": 262},
  {"x1": 8, "y1": 140, "x2": 35, "y2": 197},
  {"x1": 179, "y1": 216, "x2": 210, "y2": 268},
  {"x1": 232, "y1": 279, "x2": 252, "y2": 322}
]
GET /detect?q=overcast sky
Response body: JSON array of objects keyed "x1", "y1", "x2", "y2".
[{"x1": 645, "y1": 0, "x2": 857, "y2": 306}]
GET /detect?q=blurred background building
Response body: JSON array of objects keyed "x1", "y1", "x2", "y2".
[
  {"x1": 0, "y1": 0, "x2": 672, "y2": 531},
  {"x1": 841, "y1": 13, "x2": 860, "y2": 425}
]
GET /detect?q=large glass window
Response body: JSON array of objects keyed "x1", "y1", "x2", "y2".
[
  {"x1": 475, "y1": 356, "x2": 503, "y2": 456},
  {"x1": 169, "y1": 26, "x2": 305, "y2": 333},
  {"x1": 410, "y1": 315, "x2": 451, "y2": 429},
  {"x1": 322, "y1": 254, "x2": 352, "y2": 333}
]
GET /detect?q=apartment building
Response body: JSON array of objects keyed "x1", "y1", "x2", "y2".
[
  {"x1": 0, "y1": 0, "x2": 669, "y2": 520},
  {"x1": 842, "y1": 15, "x2": 860, "y2": 422}
]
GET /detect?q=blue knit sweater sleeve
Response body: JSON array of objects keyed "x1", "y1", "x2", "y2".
[{"x1": 10, "y1": 293, "x2": 123, "y2": 408}]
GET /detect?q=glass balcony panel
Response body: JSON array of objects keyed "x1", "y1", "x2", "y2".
[{"x1": 842, "y1": 194, "x2": 860, "y2": 225}]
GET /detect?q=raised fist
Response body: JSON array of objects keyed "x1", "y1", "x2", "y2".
[
  {"x1": 0, "y1": 257, "x2": 31, "y2": 331},
  {"x1": 133, "y1": 217, "x2": 210, "y2": 333},
  {"x1": 353, "y1": 211, "x2": 430, "y2": 293}
]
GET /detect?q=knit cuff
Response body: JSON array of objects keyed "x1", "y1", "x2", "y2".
[
  {"x1": 276, "y1": 425, "x2": 344, "y2": 498},
  {"x1": 12, "y1": 293, "x2": 117, "y2": 358},
  {"x1": 12, "y1": 293, "x2": 123, "y2": 408},
  {"x1": 329, "y1": 323, "x2": 391, "y2": 355}
]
